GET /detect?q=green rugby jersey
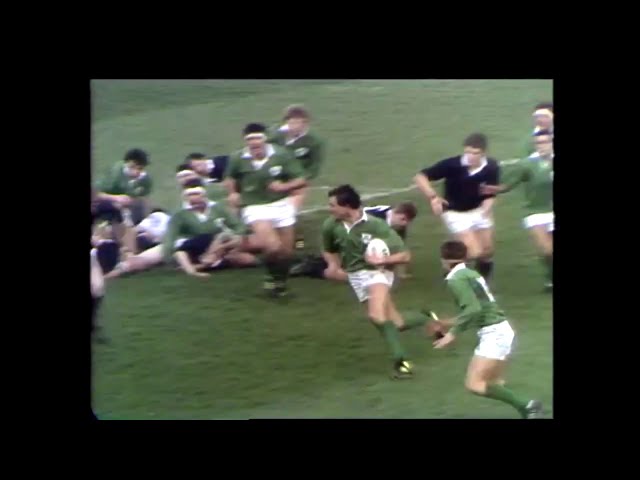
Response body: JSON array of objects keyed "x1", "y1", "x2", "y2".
[
  {"x1": 322, "y1": 211, "x2": 406, "y2": 273},
  {"x1": 445, "y1": 263, "x2": 507, "y2": 336},
  {"x1": 98, "y1": 163, "x2": 153, "y2": 198},
  {"x1": 225, "y1": 143, "x2": 304, "y2": 206},
  {"x1": 162, "y1": 202, "x2": 244, "y2": 260},
  {"x1": 501, "y1": 154, "x2": 553, "y2": 215},
  {"x1": 268, "y1": 124, "x2": 326, "y2": 180}
]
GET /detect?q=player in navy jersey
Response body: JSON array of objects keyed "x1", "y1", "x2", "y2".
[
  {"x1": 414, "y1": 133, "x2": 500, "y2": 281},
  {"x1": 289, "y1": 202, "x2": 418, "y2": 280}
]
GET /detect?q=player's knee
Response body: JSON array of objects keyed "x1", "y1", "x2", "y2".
[
  {"x1": 367, "y1": 313, "x2": 385, "y2": 325},
  {"x1": 465, "y1": 377, "x2": 487, "y2": 395},
  {"x1": 263, "y1": 237, "x2": 282, "y2": 255},
  {"x1": 480, "y1": 245, "x2": 494, "y2": 260}
]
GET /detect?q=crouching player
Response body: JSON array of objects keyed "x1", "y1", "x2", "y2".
[
  {"x1": 162, "y1": 185, "x2": 257, "y2": 278},
  {"x1": 481, "y1": 130, "x2": 553, "y2": 290},
  {"x1": 431, "y1": 240, "x2": 543, "y2": 419},
  {"x1": 322, "y1": 185, "x2": 432, "y2": 379}
]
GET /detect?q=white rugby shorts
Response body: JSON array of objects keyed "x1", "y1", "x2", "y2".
[
  {"x1": 347, "y1": 269, "x2": 395, "y2": 303},
  {"x1": 523, "y1": 212, "x2": 554, "y2": 232},
  {"x1": 442, "y1": 208, "x2": 493, "y2": 234},
  {"x1": 242, "y1": 198, "x2": 296, "y2": 228},
  {"x1": 474, "y1": 320, "x2": 516, "y2": 361}
]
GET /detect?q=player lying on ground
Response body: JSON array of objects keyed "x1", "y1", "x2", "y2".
[
  {"x1": 523, "y1": 102, "x2": 554, "y2": 157},
  {"x1": 104, "y1": 208, "x2": 172, "y2": 279},
  {"x1": 481, "y1": 129, "x2": 554, "y2": 290},
  {"x1": 430, "y1": 240, "x2": 544, "y2": 418},
  {"x1": 224, "y1": 122, "x2": 307, "y2": 297},
  {"x1": 268, "y1": 104, "x2": 326, "y2": 249},
  {"x1": 414, "y1": 133, "x2": 500, "y2": 282},
  {"x1": 290, "y1": 202, "x2": 418, "y2": 280},
  {"x1": 94, "y1": 148, "x2": 153, "y2": 258},
  {"x1": 162, "y1": 184, "x2": 258, "y2": 278},
  {"x1": 322, "y1": 185, "x2": 434, "y2": 379}
]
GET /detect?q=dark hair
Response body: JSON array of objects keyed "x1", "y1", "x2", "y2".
[
  {"x1": 463, "y1": 133, "x2": 488, "y2": 151},
  {"x1": 328, "y1": 184, "x2": 361, "y2": 209},
  {"x1": 283, "y1": 104, "x2": 311, "y2": 121},
  {"x1": 185, "y1": 152, "x2": 207, "y2": 162},
  {"x1": 124, "y1": 148, "x2": 149, "y2": 166},
  {"x1": 441, "y1": 240, "x2": 468, "y2": 261},
  {"x1": 176, "y1": 163, "x2": 193, "y2": 172},
  {"x1": 183, "y1": 178, "x2": 205, "y2": 189},
  {"x1": 243, "y1": 123, "x2": 267, "y2": 136},
  {"x1": 394, "y1": 201, "x2": 418, "y2": 221},
  {"x1": 534, "y1": 102, "x2": 553, "y2": 112},
  {"x1": 534, "y1": 129, "x2": 553, "y2": 137}
]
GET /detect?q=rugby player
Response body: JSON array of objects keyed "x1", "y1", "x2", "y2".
[
  {"x1": 224, "y1": 123, "x2": 307, "y2": 297},
  {"x1": 524, "y1": 102, "x2": 553, "y2": 157},
  {"x1": 183, "y1": 152, "x2": 229, "y2": 202},
  {"x1": 414, "y1": 133, "x2": 499, "y2": 282},
  {"x1": 481, "y1": 130, "x2": 554, "y2": 290},
  {"x1": 290, "y1": 202, "x2": 418, "y2": 280},
  {"x1": 431, "y1": 240, "x2": 544, "y2": 418},
  {"x1": 322, "y1": 185, "x2": 431, "y2": 379}
]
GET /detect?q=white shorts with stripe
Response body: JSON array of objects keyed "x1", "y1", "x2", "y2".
[
  {"x1": 347, "y1": 269, "x2": 395, "y2": 303},
  {"x1": 241, "y1": 198, "x2": 296, "y2": 228},
  {"x1": 442, "y1": 208, "x2": 493, "y2": 235},
  {"x1": 474, "y1": 320, "x2": 516, "y2": 361},
  {"x1": 523, "y1": 212, "x2": 554, "y2": 232}
]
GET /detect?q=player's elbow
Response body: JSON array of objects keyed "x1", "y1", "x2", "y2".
[{"x1": 413, "y1": 173, "x2": 427, "y2": 184}]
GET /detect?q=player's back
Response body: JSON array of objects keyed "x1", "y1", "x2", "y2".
[{"x1": 446, "y1": 264, "x2": 507, "y2": 330}]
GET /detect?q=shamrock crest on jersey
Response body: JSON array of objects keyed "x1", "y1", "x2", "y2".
[
  {"x1": 269, "y1": 166, "x2": 283, "y2": 177},
  {"x1": 361, "y1": 233, "x2": 372, "y2": 244},
  {"x1": 214, "y1": 218, "x2": 226, "y2": 229}
]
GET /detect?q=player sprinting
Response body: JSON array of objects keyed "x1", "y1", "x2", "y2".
[
  {"x1": 224, "y1": 123, "x2": 307, "y2": 297},
  {"x1": 414, "y1": 133, "x2": 500, "y2": 282},
  {"x1": 322, "y1": 185, "x2": 431, "y2": 379},
  {"x1": 432, "y1": 240, "x2": 544, "y2": 419},
  {"x1": 290, "y1": 202, "x2": 418, "y2": 281},
  {"x1": 481, "y1": 129, "x2": 554, "y2": 290}
]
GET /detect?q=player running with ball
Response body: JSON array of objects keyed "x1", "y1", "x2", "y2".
[
  {"x1": 322, "y1": 185, "x2": 432, "y2": 379},
  {"x1": 430, "y1": 240, "x2": 544, "y2": 419}
]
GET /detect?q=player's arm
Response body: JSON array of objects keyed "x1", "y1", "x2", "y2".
[
  {"x1": 414, "y1": 159, "x2": 452, "y2": 214},
  {"x1": 161, "y1": 212, "x2": 182, "y2": 261},
  {"x1": 481, "y1": 161, "x2": 529, "y2": 195},
  {"x1": 480, "y1": 162, "x2": 500, "y2": 214},
  {"x1": 223, "y1": 155, "x2": 242, "y2": 208},
  {"x1": 304, "y1": 138, "x2": 326, "y2": 180},
  {"x1": 272, "y1": 152, "x2": 307, "y2": 193},
  {"x1": 446, "y1": 278, "x2": 483, "y2": 336},
  {"x1": 374, "y1": 229, "x2": 411, "y2": 266}
]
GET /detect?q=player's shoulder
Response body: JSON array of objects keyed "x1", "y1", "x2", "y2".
[
  {"x1": 322, "y1": 215, "x2": 339, "y2": 230},
  {"x1": 364, "y1": 205, "x2": 391, "y2": 219},
  {"x1": 486, "y1": 157, "x2": 500, "y2": 168},
  {"x1": 437, "y1": 155, "x2": 464, "y2": 168},
  {"x1": 446, "y1": 264, "x2": 478, "y2": 282}
]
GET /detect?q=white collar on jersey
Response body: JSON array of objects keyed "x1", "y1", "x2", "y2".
[
  {"x1": 446, "y1": 262, "x2": 467, "y2": 281},
  {"x1": 385, "y1": 209, "x2": 393, "y2": 226},
  {"x1": 280, "y1": 124, "x2": 309, "y2": 145},
  {"x1": 343, "y1": 211, "x2": 368, "y2": 233},
  {"x1": 461, "y1": 154, "x2": 488, "y2": 176},
  {"x1": 242, "y1": 143, "x2": 275, "y2": 159}
]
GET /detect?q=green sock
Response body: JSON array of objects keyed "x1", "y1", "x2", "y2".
[
  {"x1": 278, "y1": 257, "x2": 291, "y2": 284},
  {"x1": 399, "y1": 311, "x2": 428, "y2": 331},
  {"x1": 374, "y1": 321, "x2": 406, "y2": 361},
  {"x1": 484, "y1": 384, "x2": 529, "y2": 417}
]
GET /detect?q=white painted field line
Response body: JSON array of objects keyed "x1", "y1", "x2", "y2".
[{"x1": 299, "y1": 185, "x2": 417, "y2": 215}]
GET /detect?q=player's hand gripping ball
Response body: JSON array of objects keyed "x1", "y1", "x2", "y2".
[{"x1": 365, "y1": 238, "x2": 390, "y2": 269}]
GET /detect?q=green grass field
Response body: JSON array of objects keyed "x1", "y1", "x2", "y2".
[{"x1": 91, "y1": 79, "x2": 553, "y2": 419}]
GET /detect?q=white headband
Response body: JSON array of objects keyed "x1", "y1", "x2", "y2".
[
  {"x1": 245, "y1": 133, "x2": 267, "y2": 140},
  {"x1": 533, "y1": 109, "x2": 553, "y2": 118},
  {"x1": 183, "y1": 186, "x2": 206, "y2": 196}
]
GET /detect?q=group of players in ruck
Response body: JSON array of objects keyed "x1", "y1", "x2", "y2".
[{"x1": 90, "y1": 101, "x2": 553, "y2": 418}]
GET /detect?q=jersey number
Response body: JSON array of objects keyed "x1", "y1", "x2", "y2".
[{"x1": 471, "y1": 277, "x2": 496, "y2": 303}]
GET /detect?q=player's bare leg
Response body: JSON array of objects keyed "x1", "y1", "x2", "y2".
[
  {"x1": 367, "y1": 283, "x2": 412, "y2": 378},
  {"x1": 106, "y1": 245, "x2": 163, "y2": 279},
  {"x1": 251, "y1": 220, "x2": 288, "y2": 296},
  {"x1": 529, "y1": 225, "x2": 553, "y2": 289},
  {"x1": 474, "y1": 227, "x2": 495, "y2": 282},
  {"x1": 465, "y1": 356, "x2": 541, "y2": 418},
  {"x1": 454, "y1": 229, "x2": 483, "y2": 262}
]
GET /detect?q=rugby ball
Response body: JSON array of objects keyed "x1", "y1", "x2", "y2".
[{"x1": 366, "y1": 238, "x2": 390, "y2": 268}]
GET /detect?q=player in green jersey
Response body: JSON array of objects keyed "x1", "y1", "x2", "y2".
[
  {"x1": 432, "y1": 240, "x2": 544, "y2": 419},
  {"x1": 322, "y1": 185, "x2": 432, "y2": 379},
  {"x1": 224, "y1": 123, "x2": 307, "y2": 297},
  {"x1": 482, "y1": 129, "x2": 553, "y2": 289},
  {"x1": 523, "y1": 102, "x2": 553, "y2": 157}
]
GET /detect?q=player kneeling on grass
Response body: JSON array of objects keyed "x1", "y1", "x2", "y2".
[
  {"x1": 224, "y1": 123, "x2": 307, "y2": 298},
  {"x1": 430, "y1": 240, "x2": 543, "y2": 419},
  {"x1": 104, "y1": 208, "x2": 171, "y2": 279},
  {"x1": 290, "y1": 202, "x2": 418, "y2": 280},
  {"x1": 322, "y1": 185, "x2": 433, "y2": 379},
  {"x1": 481, "y1": 130, "x2": 553, "y2": 290},
  {"x1": 414, "y1": 133, "x2": 499, "y2": 282},
  {"x1": 162, "y1": 184, "x2": 257, "y2": 278}
]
